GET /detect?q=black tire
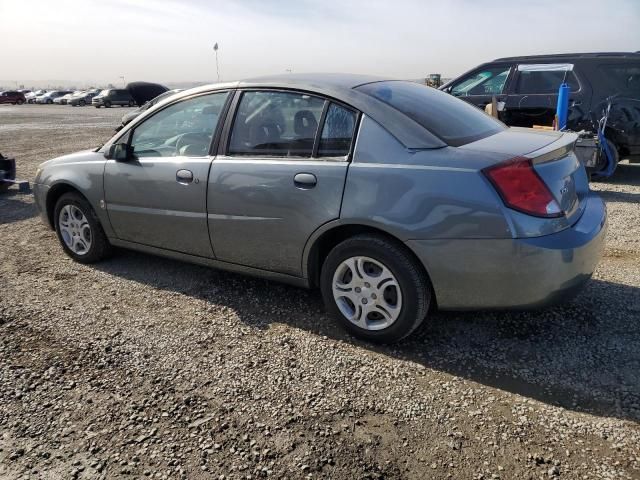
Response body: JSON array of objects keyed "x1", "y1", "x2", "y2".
[
  {"x1": 54, "y1": 192, "x2": 112, "y2": 264},
  {"x1": 104, "y1": 101, "x2": 111, "y2": 108},
  {"x1": 128, "y1": 100, "x2": 135, "y2": 107},
  {"x1": 79, "y1": 100, "x2": 86, "y2": 106},
  {"x1": 47, "y1": 99, "x2": 53, "y2": 104},
  {"x1": 95, "y1": 105, "x2": 100, "y2": 108},
  {"x1": 591, "y1": 138, "x2": 620, "y2": 181},
  {"x1": 17, "y1": 99, "x2": 24, "y2": 105},
  {"x1": 320, "y1": 234, "x2": 431, "y2": 343}
]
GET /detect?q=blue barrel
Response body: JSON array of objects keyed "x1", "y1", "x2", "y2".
[{"x1": 556, "y1": 83, "x2": 570, "y2": 131}]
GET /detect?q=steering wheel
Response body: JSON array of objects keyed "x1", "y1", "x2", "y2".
[{"x1": 175, "y1": 132, "x2": 211, "y2": 156}]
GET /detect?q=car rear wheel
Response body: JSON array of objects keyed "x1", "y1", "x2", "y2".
[
  {"x1": 128, "y1": 100, "x2": 135, "y2": 107},
  {"x1": 79, "y1": 100, "x2": 86, "y2": 106},
  {"x1": 320, "y1": 234, "x2": 431, "y2": 343},
  {"x1": 47, "y1": 99, "x2": 53, "y2": 104},
  {"x1": 17, "y1": 99, "x2": 24, "y2": 105},
  {"x1": 54, "y1": 193, "x2": 112, "y2": 264}
]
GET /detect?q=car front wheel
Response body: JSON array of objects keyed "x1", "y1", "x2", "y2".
[
  {"x1": 54, "y1": 193, "x2": 112, "y2": 264},
  {"x1": 320, "y1": 234, "x2": 431, "y2": 343},
  {"x1": 104, "y1": 101, "x2": 111, "y2": 108}
]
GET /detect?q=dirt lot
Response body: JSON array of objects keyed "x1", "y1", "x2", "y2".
[{"x1": 1, "y1": 104, "x2": 639, "y2": 480}]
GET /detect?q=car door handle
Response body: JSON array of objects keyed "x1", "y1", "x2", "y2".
[
  {"x1": 293, "y1": 173, "x2": 317, "y2": 189},
  {"x1": 176, "y1": 169, "x2": 194, "y2": 184}
]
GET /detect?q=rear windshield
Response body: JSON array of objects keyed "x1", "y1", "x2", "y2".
[{"x1": 356, "y1": 81, "x2": 505, "y2": 146}]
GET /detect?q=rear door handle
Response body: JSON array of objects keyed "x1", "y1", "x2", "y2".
[
  {"x1": 176, "y1": 169, "x2": 194, "y2": 184},
  {"x1": 293, "y1": 173, "x2": 317, "y2": 189}
]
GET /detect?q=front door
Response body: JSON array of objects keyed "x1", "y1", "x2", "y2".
[
  {"x1": 208, "y1": 91, "x2": 358, "y2": 276},
  {"x1": 104, "y1": 91, "x2": 230, "y2": 257}
]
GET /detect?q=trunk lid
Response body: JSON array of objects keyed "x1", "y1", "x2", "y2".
[{"x1": 463, "y1": 127, "x2": 589, "y2": 236}]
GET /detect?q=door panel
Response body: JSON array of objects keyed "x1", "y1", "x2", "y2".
[
  {"x1": 104, "y1": 157, "x2": 214, "y2": 257},
  {"x1": 103, "y1": 91, "x2": 230, "y2": 257},
  {"x1": 208, "y1": 158, "x2": 348, "y2": 276}
]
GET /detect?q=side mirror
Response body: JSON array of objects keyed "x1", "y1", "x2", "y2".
[{"x1": 106, "y1": 142, "x2": 132, "y2": 161}]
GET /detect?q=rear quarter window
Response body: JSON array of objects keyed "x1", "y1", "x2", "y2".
[
  {"x1": 356, "y1": 81, "x2": 505, "y2": 147},
  {"x1": 597, "y1": 63, "x2": 640, "y2": 95}
]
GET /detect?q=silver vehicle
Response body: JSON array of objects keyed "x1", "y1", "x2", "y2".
[
  {"x1": 68, "y1": 90, "x2": 100, "y2": 106},
  {"x1": 36, "y1": 90, "x2": 72, "y2": 104},
  {"x1": 53, "y1": 91, "x2": 81, "y2": 105},
  {"x1": 33, "y1": 74, "x2": 606, "y2": 343}
]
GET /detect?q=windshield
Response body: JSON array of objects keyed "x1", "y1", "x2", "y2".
[{"x1": 356, "y1": 81, "x2": 505, "y2": 147}]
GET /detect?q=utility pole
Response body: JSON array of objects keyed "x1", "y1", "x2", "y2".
[{"x1": 213, "y1": 43, "x2": 220, "y2": 82}]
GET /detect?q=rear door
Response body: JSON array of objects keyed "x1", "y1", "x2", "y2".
[
  {"x1": 503, "y1": 63, "x2": 589, "y2": 128},
  {"x1": 208, "y1": 90, "x2": 358, "y2": 276}
]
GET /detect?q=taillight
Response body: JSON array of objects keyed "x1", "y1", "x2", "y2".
[{"x1": 483, "y1": 157, "x2": 562, "y2": 218}]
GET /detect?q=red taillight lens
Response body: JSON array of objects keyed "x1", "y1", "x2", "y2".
[{"x1": 483, "y1": 157, "x2": 562, "y2": 218}]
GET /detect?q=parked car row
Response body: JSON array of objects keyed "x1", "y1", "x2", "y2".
[{"x1": 12, "y1": 88, "x2": 136, "y2": 107}]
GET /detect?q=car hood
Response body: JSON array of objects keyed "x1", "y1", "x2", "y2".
[
  {"x1": 459, "y1": 127, "x2": 563, "y2": 156},
  {"x1": 39, "y1": 150, "x2": 104, "y2": 169}
]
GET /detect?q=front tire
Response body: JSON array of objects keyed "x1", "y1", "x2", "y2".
[
  {"x1": 54, "y1": 193, "x2": 112, "y2": 264},
  {"x1": 320, "y1": 234, "x2": 431, "y2": 343},
  {"x1": 104, "y1": 101, "x2": 111, "y2": 108},
  {"x1": 79, "y1": 100, "x2": 86, "y2": 106}
]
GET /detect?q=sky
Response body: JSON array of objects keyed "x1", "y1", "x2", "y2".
[{"x1": 1, "y1": 0, "x2": 639, "y2": 88}]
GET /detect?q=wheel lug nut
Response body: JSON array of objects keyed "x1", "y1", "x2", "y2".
[
  {"x1": 355, "y1": 287, "x2": 361, "y2": 293},
  {"x1": 364, "y1": 282, "x2": 370, "y2": 288},
  {"x1": 361, "y1": 299, "x2": 368, "y2": 304},
  {"x1": 371, "y1": 293, "x2": 377, "y2": 299}
]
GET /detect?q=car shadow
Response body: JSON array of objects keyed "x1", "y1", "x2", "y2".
[
  {"x1": 0, "y1": 191, "x2": 37, "y2": 224},
  {"x1": 595, "y1": 190, "x2": 640, "y2": 203},
  {"x1": 593, "y1": 162, "x2": 640, "y2": 187},
  {"x1": 95, "y1": 249, "x2": 640, "y2": 424}
]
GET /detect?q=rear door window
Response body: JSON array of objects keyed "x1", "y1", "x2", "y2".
[
  {"x1": 357, "y1": 81, "x2": 504, "y2": 147},
  {"x1": 228, "y1": 90, "x2": 325, "y2": 157},
  {"x1": 515, "y1": 65, "x2": 580, "y2": 94}
]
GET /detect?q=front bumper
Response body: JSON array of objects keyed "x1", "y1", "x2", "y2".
[
  {"x1": 33, "y1": 183, "x2": 51, "y2": 227},
  {"x1": 408, "y1": 193, "x2": 607, "y2": 310}
]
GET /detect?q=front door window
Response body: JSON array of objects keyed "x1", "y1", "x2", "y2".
[{"x1": 451, "y1": 66, "x2": 511, "y2": 97}]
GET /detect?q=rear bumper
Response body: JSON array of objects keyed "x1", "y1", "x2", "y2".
[{"x1": 407, "y1": 193, "x2": 607, "y2": 310}]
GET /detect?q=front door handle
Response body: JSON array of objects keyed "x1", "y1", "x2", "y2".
[
  {"x1": 176, "y1": 169, "x2": 194, "y2": 184},
  {"x1": 294, "y1": 173, "x2": 317, "y2": 189}
]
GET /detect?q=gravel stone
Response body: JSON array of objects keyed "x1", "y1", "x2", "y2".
[{"x1": 0, "y1": 104, "x2": 639, "y2": 479}]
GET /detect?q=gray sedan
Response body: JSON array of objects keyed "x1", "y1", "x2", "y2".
[{"x1": 33, "y1": 74, "x2": 606, "y2": 343}]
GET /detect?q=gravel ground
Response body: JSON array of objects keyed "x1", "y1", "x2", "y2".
[{"x1": 1, "y1": 104, "x2": 639, "y2": 480}]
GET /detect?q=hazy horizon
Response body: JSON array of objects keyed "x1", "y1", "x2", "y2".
[{"x1": 1, "y1": 0, "x2": 639, "y2": 89}]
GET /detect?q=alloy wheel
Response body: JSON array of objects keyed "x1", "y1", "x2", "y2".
[
  {"x1": 58, "y1": 205, "x2": 92, "y2": 255},
  {"x1": 332, "y1": 256, "x2": 402, "y2": 331}
]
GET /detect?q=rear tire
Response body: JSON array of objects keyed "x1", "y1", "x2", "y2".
[
  {"x1": 592, "y1": 138, "x2": 619, "y2": 180},
  {"x1": 54, "y1": 192, "x2": 112, "y2": 264},
  {"x1": 320, "y1": 234, "x2": 431, "y2": 343},
  {"x1": 17, "y1": 99, "x2": 24, "y2": 105},
  {"x1": 79, "y1": 100, "x2": 86, "y2": 106}
]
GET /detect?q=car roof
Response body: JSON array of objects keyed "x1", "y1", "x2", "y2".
[
  {"x1": 493, "y1": 52, "x2": 640, "y2": 62},
  {"x1": 158, "y1": 73, "x2": 445, "y2": 149}
]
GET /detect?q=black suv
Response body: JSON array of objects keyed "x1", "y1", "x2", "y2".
[
  {"x1": 92, "y1": 89, "x2": 135, "y2": 108},
  {"x1": 440, "y1": 52, "x2": 640, "y2": 165}
]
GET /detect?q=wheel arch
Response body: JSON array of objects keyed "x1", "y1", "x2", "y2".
[
  {"x1": 303, "y1": 221, "x2": 437, "y2": 306},
  {"x1": 45, "y1": 182, "x2": 90, "y2": 229}
]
